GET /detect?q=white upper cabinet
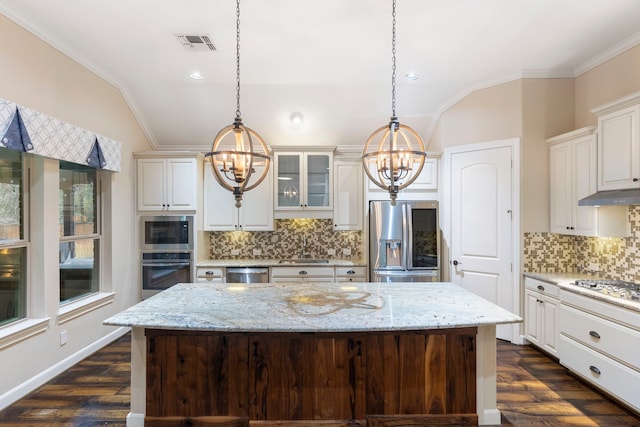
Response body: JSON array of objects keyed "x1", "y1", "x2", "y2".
[
  {"x1": 367, "y1": 157, "x2": 438, "y2": 191},
  {"x1": 136, "y1": 156, "x2": 198, "y2": 212},
  {"x1": 274, "y1": 150, "x2": 333, "y2": 218},
  {"x1": 203, "y1": 161, "x2": 273, "y2": 231},
  {"x1": 547, "y1": 127, "x2": 627, "y2": 237},
  {"x1": 592, "y1": 92, "x2": 640, "y2": 191},
  {"x1": 365, "y1": 154, "x2": 439, "y2": 203},
  {"x1": 333, "y1": 158, "x2": 363, "y2": 231}
]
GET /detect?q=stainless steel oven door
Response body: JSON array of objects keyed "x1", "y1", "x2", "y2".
[{"x1": 140, "y1": 252, "x2": 193, "y2": 299}]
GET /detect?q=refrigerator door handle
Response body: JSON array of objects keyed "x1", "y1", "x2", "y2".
[{"x1": 379, "y1": 240, "x2": 387, "y2": 268}]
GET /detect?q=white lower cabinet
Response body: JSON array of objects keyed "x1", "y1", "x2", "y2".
[
  {"x1": 270, "y1": 266, "x2": 335, "y2": 283},
  {"x1": 335, "y1": 266, "x2": 366, "y2": 282},
  {"x1": 559, "y1": 290, "x2": 640, "y2": 412},
  {"x1": 195, "y1": 268, "x2": 224, "y2": 283},
  {"x1": 524, "y1": 277, "x2": 559, "y2": 357}
]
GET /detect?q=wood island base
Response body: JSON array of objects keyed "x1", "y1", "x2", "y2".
[{"x1": 135, "y1": 327, "x2": 486, "y2": 426}]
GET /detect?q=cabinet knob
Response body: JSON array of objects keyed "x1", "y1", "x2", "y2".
[{"x1": 634, "y1": 178, "x2": 639, "y2": 182}]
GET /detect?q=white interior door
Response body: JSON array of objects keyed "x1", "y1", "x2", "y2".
[{"x1": 448, "y1": 143, "x2": 516, "y2": 342}]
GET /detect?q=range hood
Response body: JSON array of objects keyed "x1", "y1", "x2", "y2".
[{"x1": 578, "y1": 188, "x2": 640, "y2": 206}]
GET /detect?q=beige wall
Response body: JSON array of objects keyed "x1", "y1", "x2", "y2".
[
  {"x1": 575, "y1": 44, "x2": 640, "y2": 128},
  {"x1": 0, "y1": 13, "x2": 151, "y2": 403},
  {"x1": 521, "y1": 78, "x2": 575, "y2": 232},
  {"x1": 429, "y1": 78, "x2": 575, "y2": 233},
  {"x1": 428, "y1": 79, "x2": 523, "y2": 152}
]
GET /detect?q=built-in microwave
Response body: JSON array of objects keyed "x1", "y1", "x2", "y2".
[{"x1": 139, "y1": 215, "x2": 194, "y2": 251}]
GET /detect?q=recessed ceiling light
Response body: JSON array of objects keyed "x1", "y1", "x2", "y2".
[
  {"x1": 404, "y1": 72, "x2": 419, "y2": 81},
  {"x1": 290, "y1": 112, "x2": 304, "y2": 125},
  {"x1": 189, "y1": 71, "x2": 204, "y2": 80}
]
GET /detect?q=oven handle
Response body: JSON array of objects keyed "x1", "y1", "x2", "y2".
[{"x1": 141, "y1": 262, "x2": 192, "y2": 268}]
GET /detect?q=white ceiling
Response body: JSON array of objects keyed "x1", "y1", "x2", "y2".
[{"x1": 2, "y1": 0, "x2": 640, "y2": 152}]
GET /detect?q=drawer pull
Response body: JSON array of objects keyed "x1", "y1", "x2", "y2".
[
  {"x1": 347, "y1": 270, "x2": 355, "y2": 275},
  {"x1": 589, "y1": 365, "x2": 601, "y2": 376},
  {"x1": 537, "y1": 285, "x2": 545, "y2": 291},
  {"x1": 589, "y1": 330, "x2": 601, "y2": 340},
  {"x1": 299, "y1": 270, "x2": 308, "y2": 275},
  {"x1": 205, "y1": 271, "x2": 215, "y2": 276}
]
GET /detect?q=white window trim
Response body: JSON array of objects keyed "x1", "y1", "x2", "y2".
[
  {"x1": 0, "y1": 317, "x2": 50, "y2": 350},
  {"x1": 57, "y1": 291, "x2": 115, "y2": 325}
]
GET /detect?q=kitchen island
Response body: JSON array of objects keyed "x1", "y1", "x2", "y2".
[{"x1": 104, "y1": 282, "x2": 521, "y2": 426}]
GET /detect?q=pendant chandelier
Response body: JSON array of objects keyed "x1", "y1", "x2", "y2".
[
  {"x1": 362, "y1": 0, "x2": 427, "y2": 206},
  {"x1": 205, "y1": 0, "x2": 271, "y2": 208}
]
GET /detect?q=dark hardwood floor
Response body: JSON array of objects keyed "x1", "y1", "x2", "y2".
[{"x1": 1, "y1": 333, "x2": 639, "y2": 426}]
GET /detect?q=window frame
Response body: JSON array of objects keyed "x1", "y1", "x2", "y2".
[
  {"x1": 0, "y1": 148, "x2": 29, "y2": 327},
  {"x1": 58, "y1": 162, "x2": 102, "y2": 306}
]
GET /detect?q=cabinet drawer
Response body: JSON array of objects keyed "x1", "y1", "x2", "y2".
[
  {"x1": 559, "y1": 304, "x2": 640, "y2": 369},
  {"x1": 524, "y1": 277, "x2": 559, "y2": 298},
  {"x1": 196, "y1": 268, "x2": 224, "y2": 282},
  {"x1": 335, "y1": 266, "x2": 366, "y2": 277},
  {"x1": 270, "y1": 266, "x2": 335, "y2": 278},
  {"x1": 560, "y1": 335, "x2": 640, "y2": 411}
]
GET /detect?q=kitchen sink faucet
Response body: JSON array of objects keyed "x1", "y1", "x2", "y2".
[{"x1": 300, "y1": 236, "x2": 310, "y2": 259}]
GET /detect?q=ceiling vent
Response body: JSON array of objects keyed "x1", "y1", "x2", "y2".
[{"x1": 175, "y1": 34, "x2": 216, "y2": 52}]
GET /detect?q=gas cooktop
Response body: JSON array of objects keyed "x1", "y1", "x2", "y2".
[{"x1": 574, "y1": 279, "x2": 640, "y2": 301}]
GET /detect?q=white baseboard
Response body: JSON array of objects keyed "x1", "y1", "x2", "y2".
[
  {"x1": 126, "y1": 412, "x2": 145, "y2": 427},
  {"x1": 0, "y1": 326, "x2": 130, "y2": 411}
]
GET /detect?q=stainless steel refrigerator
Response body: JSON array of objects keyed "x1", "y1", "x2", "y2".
[{"x1": 369, "y1": 200, "x2": 440, "y2": 282}]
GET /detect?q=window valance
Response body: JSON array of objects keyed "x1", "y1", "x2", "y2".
[{"x1": 0, "y1": 97, "x2": 121, "y2": 172}]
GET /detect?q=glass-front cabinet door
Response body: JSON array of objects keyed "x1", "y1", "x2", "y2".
[
  {"x1": 276, "y1": 154, "x2": 302, "y2": 208},
  {"x1": 305, "y1": 154, "x2": 330, "y2": 208},
  {"x1": 275, "y1": 151, "x2": 332, "y2": 212}
]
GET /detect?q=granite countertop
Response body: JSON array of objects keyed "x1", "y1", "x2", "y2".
[
  {"x1": 197, "y1": 259, "x2": 367, "y2": 268},
  {"x1": 104, "y1": 282, "x2": 521, "y2": 332},
  {"x1": 524, "y1": 272, "x2": 640, "y2": 312},
  {"x1": 523, "y1": 271, "x2": 598, "y2": 287}
]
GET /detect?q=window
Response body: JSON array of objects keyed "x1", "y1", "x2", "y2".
[
  {"x1": 0, "y1": 148, "x2": 27, "y2": 326},
  {"x1": 59, "y1": 161, "x2": 100, "y2": 304}
]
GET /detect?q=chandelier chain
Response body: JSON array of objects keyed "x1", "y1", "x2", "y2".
[
  {"x1": 235, "y1": 0, "x2": 241, "y2": 119},
  {"x1": 391, "y1": 0, "x2": 397, "y2": 118}
]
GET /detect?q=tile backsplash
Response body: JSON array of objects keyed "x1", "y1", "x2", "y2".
[
  {"x1": 524, "y1": 206, "x2": 640, "y2": 282},
  {"x1": 207, "y1": 219, "x2": 363, "y2": 260}
]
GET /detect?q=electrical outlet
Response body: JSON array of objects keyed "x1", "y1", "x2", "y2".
[
  {"x1": 342, "y1": 248, "x2": 351, "y2": 256},
  {"x1": 253, "y1": 249, "x2": 262, "y2": 256},
  {"x1": 231, "y1": 249, "x2": 240, "y2": 256},
  {"x1": 327, "y1": 249, "x2": 336, "y2": 256},
  {"x1": 60, "y1": 330, "x2": 67, "y2": 346}
]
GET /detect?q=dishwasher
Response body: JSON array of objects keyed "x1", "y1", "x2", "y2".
[{"x1": 225, "y1": 267, "x2": 269, "y2": 283}]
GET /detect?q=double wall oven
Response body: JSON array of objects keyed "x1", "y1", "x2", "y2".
[{"x1": 140, "y1": 215, "x2": 194, "y2": 299}]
